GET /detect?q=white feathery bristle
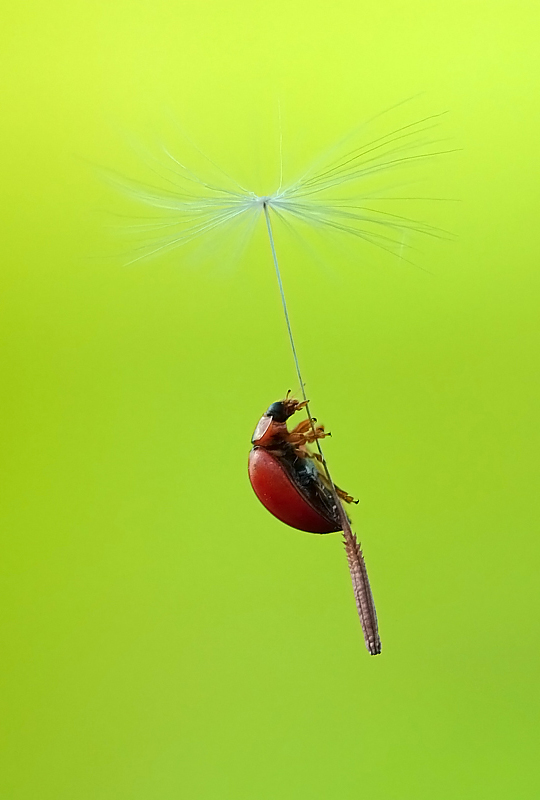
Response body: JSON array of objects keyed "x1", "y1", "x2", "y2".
[{"x1": 107, "y1": 106, "x2": 455, "y2": 268}]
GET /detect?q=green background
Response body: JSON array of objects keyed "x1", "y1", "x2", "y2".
[{"x1": 2, "y1": 1, "x2": 539, "y2": 798}]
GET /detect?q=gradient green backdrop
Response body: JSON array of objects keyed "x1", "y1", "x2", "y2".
[{"x1": 2, "y1": 1, "x2": 539, "y2": 798}]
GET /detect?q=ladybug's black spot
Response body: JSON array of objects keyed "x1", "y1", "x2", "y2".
[{"x1": 265, "y1": 401, "x2": 288, "y2": 422}]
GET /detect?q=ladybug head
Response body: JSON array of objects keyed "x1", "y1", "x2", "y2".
[
  {"x1": 265, "y1": 394, "x2": 306, "y2": 422},
  {"x1": 265, "y1": 400, "x2": 289, "y2": 422},
  {"x1": 252, "y1": 395, "x2": 307, "y2": 446}
]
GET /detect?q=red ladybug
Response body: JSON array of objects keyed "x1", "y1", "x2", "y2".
[{"x1": 248, "y1": 394, "x2": 356, "y2": 533}]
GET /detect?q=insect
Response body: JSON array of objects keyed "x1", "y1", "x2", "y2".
[
  {"x1": 248, "y1": 393, "x2": 355, "y2": 533},
  {"x1": 249, "y1": 393, "x2": 382, "y2": 656}
]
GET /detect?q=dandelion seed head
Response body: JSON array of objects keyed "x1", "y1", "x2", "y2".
[{"x1": 106, "y1": 104, "x2": 456, "y2": 270}]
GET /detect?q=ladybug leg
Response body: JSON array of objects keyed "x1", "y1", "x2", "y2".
[
  {"x1": 289, "y1": 419, "x2": 312, "y2": 435},
  {"x1": 335, "y1": 485, "x2": 359, "y2": 505},
  {"x1": 288, "y1": 419, "x2": 330, "y2": 445},
  {"x1": 312, "y1": 457, "x2": 358, "y2": 504},
  {"x1": 304, "y1": 425, "x2": 330, "y2": 444}
]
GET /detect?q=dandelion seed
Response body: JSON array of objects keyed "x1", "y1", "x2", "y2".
[{"x1": 107, "y1": 102, "x2": 455, "y2": 655}]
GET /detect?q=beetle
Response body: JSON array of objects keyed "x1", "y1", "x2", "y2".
[{"x1": 248, "y1": 393, "x2": 356, "y2": 534}]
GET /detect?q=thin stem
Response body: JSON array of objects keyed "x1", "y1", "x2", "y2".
[{"x1": 263, "y1": 203, "x2": 307, "y2": 402}]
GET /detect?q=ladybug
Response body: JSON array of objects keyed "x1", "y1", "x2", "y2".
[{"x1": 248, "y1": 393, "x2": 356, "y2": 533}]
